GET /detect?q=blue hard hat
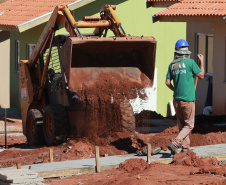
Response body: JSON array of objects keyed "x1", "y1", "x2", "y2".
[{"x1": 175, "y1": 39, "x2": 189, "y2": 49}]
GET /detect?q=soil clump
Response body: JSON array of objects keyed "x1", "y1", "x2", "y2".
[{"x1": 172, "y1": 152, "x2": 226, "y2": 176}]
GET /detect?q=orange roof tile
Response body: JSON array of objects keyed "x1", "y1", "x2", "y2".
[
  {"x1": 0, "y1": 0, "x2": 91, "y2": 31},
  {"x1": 154, "y1": 0, "x2": 226, "y2": 17}
]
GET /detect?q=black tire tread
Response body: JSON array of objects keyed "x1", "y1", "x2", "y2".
[
  {"x1": 43, "y1": 104, "x2": 69, "y2": 146},
  {"x1": 26, "y1": 109, "x2": 45, "y2": 146}
]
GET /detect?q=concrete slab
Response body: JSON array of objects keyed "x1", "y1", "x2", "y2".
[
  {"x1": 0, "y1": 169, "x2": 38, "y2": 181},
  {"x1": 0, "y1": 143, "x2": 226, "y2": 178},
  {"x1": 0, "y1": 169, "x2": 44, "y2": 185}
]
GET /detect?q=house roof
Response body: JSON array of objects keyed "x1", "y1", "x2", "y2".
[
  {"x1": 0, "y1": 0, "x2": 95, "y2": 32},
  {"x1": 153, "y1": 0, "x2": 226, "y2": 22}
]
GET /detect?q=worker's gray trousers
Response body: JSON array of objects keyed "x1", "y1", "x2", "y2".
[{"x1": 172, "y1": 99, "x2": 195, "y2": 149}]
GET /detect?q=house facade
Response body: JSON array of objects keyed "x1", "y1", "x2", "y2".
[
  {"x1": 0, "y1": 0, "x2": 186, "y2": 116},
  {"x1": 153, "y1": 0, "x2": 226, "y2": 114}
]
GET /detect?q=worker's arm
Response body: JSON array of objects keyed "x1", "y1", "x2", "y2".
[
  {"x1": 196, "y1": 54, "x2": 205, "y2": 80},
  {"x1": 165, "y1": 78, "x2": 174, "y2": 91}
]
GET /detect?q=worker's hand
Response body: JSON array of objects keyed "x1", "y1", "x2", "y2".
[
  {"x1": 196, "y1": 54, "x2": 205, "y2": 80},
  {"x1": 197, "y1": 54, "x2": 204, "y2": 63}
]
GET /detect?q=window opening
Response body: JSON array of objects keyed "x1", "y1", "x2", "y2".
[
  {"x1": 196, "y1": 34, "x2": 213, "y2": 75},
  {"x1": 27, "y1": 44, "x2": 36, "y2": 59}
]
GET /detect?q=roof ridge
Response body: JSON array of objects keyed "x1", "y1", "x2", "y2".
[{"x1": 153, "y1": 0, "x2": 226, "y2": 18}]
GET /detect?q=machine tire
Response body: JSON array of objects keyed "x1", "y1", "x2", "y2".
[
  {"x1": 26, "y1": 109, "x2": 45, "y2": 146},
  {"x1": 120, "y1": 99, "x2": 135, "y2": 132},
  {"x1": 43, "y1": 104, "x2": 69, "y2": 146}
]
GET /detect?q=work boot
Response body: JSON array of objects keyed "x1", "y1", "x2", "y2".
[
  {"x1": 136, "y1": 147, "x2": 162, "y2": 156},
  {"x1": 168, "y1": 143, "x2": 178, "y2": 155}
]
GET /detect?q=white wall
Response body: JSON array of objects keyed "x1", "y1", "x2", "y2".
[
  {"x1": 0, "y1": 31, "x2": 10, "y2": 108},
  {"x1": 212, "y1": 23, "x2": 226, "y2": 114}
]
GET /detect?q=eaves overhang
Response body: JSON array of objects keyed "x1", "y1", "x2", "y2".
[
  {"x1": 152, "y1": 15, "x2": 226, "y2": 23},
  {"x1": 147, "y1": 1, "x2": 179, "y2": 8},
  {"x1": 0, "y1": 0, "x2": 95, "y2": 33},
  {"x1": 0, "y1": 25, "x2": 17, "y2": 32}
]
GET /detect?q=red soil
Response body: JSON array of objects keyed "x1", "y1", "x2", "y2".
[
  {"x1": 72, "y1": 71, "x2": 150, "y2": 139},
  {"x1": 0, "y1": 124, "x2": 226, "y2": 169},
  {"x1": 44, "y1": 155, "x2": 226, "y2": 185},
  {"x1": 0, "y1": 62, "x2": 224, "y2": 183},
  {"x1": 1, "y1": 112, "x2": 226, "y2": 184}
]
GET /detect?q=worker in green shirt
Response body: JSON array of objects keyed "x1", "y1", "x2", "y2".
[{"x1": 166, "y1": 39, "x2": 204, "y2": 155}]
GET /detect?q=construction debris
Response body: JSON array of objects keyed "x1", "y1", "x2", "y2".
[{"x1": 0, "y1": 169, "x2": 44, "y2": 185}]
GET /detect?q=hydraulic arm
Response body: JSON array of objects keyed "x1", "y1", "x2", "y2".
[
  {"x1": 27, "y1": 4, "x2": 126, "y2": 102},
  {"x1": 28, "y1": 5, "x2": 126, "y2": 70}
]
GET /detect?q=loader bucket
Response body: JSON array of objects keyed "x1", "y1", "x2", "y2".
[
  {"x1": 60, "y1": 36, "x2": 156, "y2": 94},
  {"x1": 58, "y1": 36, "x2": 156, "y2": 138}
]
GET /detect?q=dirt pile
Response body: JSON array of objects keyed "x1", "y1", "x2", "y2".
[
  {"x1": 172, "y1": 152, "x2": 226, "y2": 176},
  {"x1": 172, "y1": 152, "x2": 218, "y2": 167},
  {"x1": 59, "y1": 140, "x2": 95, "y2": 160},
  {"x1": 119, "y1": 158, "x2": 148, "y2": 174}
]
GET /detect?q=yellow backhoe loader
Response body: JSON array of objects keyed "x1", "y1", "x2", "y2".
[{"x1": 19, "y1": 5, "x2": 156, "y2": 145}]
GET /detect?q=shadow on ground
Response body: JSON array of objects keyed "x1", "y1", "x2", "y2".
[{"x1": 110, "y1": 137, "x2": 145, "y2": 153}]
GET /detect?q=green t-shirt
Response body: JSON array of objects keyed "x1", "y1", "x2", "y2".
[{"x1": 166, "y1": 58, "x2": 201, "y2": 102}]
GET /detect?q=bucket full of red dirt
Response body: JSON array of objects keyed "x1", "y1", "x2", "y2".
[
  {"x1": 53, "y1": 35, "x2": 156, "y2": 139},
  {"x1": 60, "y1": 36, "x2": 156, "y2": 91}
]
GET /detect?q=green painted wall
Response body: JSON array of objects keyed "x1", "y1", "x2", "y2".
[
  {"x1": 10, "y1": 0, "x2": 186, "y2": 116},
  {"x1": 10, "y1": 24, "x2": 45, "y2": 110}
]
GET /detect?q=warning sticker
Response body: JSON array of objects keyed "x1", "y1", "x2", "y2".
[{"x1": 21, "y1": 88, "x2": 27, "y2": 101}]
